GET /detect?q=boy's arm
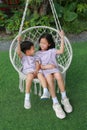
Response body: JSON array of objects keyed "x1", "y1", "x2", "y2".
[
  {"x1": 17, "y1": 36, "x2": 22, "y2": 58},
  {"x1": 56, "y1": 30, "x2": 64, "y2": 55}
]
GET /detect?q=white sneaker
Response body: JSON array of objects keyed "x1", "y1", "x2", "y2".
[
  {"x1": 53, "y1": 103, "x2": 66, "y2": 119},
  {"x1": 41, "y1": 92, "x2": 50, "y2": 99},
  {"x1": 24, "y1": 99, "x2": 31, "y2": 109},
  {"x1": 61, "y1": 97, "x2": 72, "y2": 113}
]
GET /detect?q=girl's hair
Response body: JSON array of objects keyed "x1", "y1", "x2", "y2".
[
  {"x1": 38, "y1": 33, "x2": 55, "y2": 50},
  {"x1": 20, "y1": 41, "x2": 34, "y2": 54}
]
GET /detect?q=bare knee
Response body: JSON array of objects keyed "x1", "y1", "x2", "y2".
[
  {"x1": 37, "y1": 73, "x2": 44, "y2": 78},
  {"x1": 54, "y1": 73, "x2": 63, "y2": 81},
  {"x1": 46, "y1": 74, "x2": 54, "y2": 85},
  {"x1": 26, "y1": 73, "x2": 34, "y2": 81}
]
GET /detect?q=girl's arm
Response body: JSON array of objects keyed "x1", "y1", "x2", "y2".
[
  {"x1": 41, "y1": 64, "x2": 56, "y2": 70},
  {"x1": 33, "y1": 61, "x2": 40, "y2": 77},
  {"x1": 17, "y1": 36, "x2": 22, "y2": 58},
  {"x1": 35, "y1": 61, "x2": 40, "y2": 72},
  {"x1": 56, "y1": 30, "x2": 64, "y2": 55}
]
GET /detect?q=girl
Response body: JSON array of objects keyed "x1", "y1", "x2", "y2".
[
  {"x1": 35, "y1": 30, "x2": 73, "y2": 119},
  {"x1": 17, "y1": 36, "x2": 51, "y2": 109}
]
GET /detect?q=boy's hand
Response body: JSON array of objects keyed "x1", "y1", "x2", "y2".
[
  {"x1": 17, "y1": 35, "x2": 22, "y2": 42},
  {"x1": 33, "y1": 70, "x2": 38, "y2": 77}
]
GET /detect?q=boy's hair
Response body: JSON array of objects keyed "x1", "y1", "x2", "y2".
[
  {"x1": 38, "y1": 33, "x2": 55, "y2": 50},
  {"x1": 20, "y1": 41, "x2": 34, "y2": 54}
]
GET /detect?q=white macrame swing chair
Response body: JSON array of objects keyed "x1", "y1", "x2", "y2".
[{"x1": 9, "y1": 0, "x2": 73, "y2": 96}]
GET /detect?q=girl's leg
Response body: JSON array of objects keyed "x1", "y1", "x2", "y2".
[
  {"x1": 46, "y1": 74, "x2": 56, "y2": 98},
  {"x1": 53, "y1": 72, "x2": 66, "y2": 99},
  {"x1": 24, "y1": 73, "x2": 34, "y2": 109},
  {"x1": 53, "y1": 72, "x2": 73, "y2": 113},
  {"x1": 46, "y1": 74, "x2": 66, "y2": 119},
  {"x1": 37, "y1": 73, "x2": 50, "y2": 99},
  {"x1": 46, "y1": 74, "x2": 59, "y2": 104}
]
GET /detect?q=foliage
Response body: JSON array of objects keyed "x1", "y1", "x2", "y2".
[
  {"x1": 63, "y1": 19, "x2": 87, "y2": 33},
  {"x1": 0, "y1": 0, "x2": 87, "y2": 33},
  {"x1": 53, "y1": 1, "x2": 87, "y2": 33},
  {"x1": 77, "y1": 3, "x2": 87, "y2": 18},
  {"x1": 29, "y1": 0, "x2": 42, "y2": 5},
  {"x1": 24, "y1": 13, "x2": 54, "y2": 29},
  {"x1": 5, "y1": 10, "x2": 22, "y2": 33},
  {"x1": 0, "y1": 10, "x2": 8, "y2": 27},
  {"x1": 54, "y1": 2, "x2": 78, "y2": 22},
  {"x1": 3, "y1": 0, "x2": 20, "y2": 4},
  {"x1": 0, "y1": 3, "x2": 8, "y2": 8}
]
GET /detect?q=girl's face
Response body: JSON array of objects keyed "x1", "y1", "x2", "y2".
[
  {"x1": 39, "y1": 38, "x2": 50, "y2": 51},
  {"x1": 26, "y1": 46, "x2": 35, "y2": 56}
]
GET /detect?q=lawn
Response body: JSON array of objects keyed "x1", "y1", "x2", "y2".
[{"x1": 0, "y1": 42, "x2": 87, "y2": 130}]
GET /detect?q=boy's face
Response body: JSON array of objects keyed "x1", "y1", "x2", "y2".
[{"x1": 26, "y1": 46, "x2": 35, "y2": 56}]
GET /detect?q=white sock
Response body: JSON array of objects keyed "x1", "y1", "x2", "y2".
[
  {"x1": 25, "y1": 93, "x2": 30, "y2": 100},
  {"x1": 52, "y1": 97, "x2": 59, "y2": 104},
  {"x1": 43, "y1": 87, "x2": 49, "y2": 94},
  {"x1": 61, "y1": 91, "x2": 67, "y2": 100}
]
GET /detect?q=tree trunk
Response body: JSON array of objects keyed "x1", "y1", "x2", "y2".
[{"x1": 39, "y1": 0, "x2": 49, "y2": 15}]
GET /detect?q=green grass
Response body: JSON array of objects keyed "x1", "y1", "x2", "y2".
[{"x1": 0, "y1": 42, "x2": 87, "y2": 130}]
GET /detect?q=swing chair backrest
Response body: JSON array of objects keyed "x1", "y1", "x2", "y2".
[{"x1": 9, "y1": 26, "x2": 72, "y2": 77}]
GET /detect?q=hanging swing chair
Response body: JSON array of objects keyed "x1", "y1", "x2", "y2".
[{"x1": 9, "y1": 0, "x2": 73, "y2": 95}]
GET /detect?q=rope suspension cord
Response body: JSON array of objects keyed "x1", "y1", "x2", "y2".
[
  {"x1": 49, "y1": 0, "x2": 62, "y2": 30},
  {"x1": 18, "y1": 0, "x2": 62, "y2": 36},
  {"x1": 13, "y1": 0, "x2": 29, "y2": 63},
  {"x1": 18, "y1": 0, "x2": 29, "y2": 36}
]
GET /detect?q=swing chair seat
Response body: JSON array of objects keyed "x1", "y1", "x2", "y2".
[{"x1": 9, "y1": 26, "x2": 72, "y2": 95}]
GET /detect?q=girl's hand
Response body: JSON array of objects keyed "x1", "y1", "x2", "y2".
[
  {"x1": 56, "y1": 30, "x2": 65, "y2": 55},
  {"x1": 58, "y1": 30, "x2": 64, "y2": 39},
  {"x1": 47, "y1": 64, "x2": 56, "y2": 69}
]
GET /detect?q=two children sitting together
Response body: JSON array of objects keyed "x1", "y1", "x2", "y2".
[{"x1": 17, "y1": 30, "x2": 73, "y2": 119}]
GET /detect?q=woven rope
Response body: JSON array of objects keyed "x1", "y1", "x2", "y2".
[
  {"x1": 9, "y1": 26, "x2": 72, "y2": 79},
  {"x1": 9, "y1": 1, "x2": 72, "y2": 83}
]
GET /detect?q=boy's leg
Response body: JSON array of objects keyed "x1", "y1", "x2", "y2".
[
  {"x1": 53, "y1": 72, "x2": 73, "y2": 113},
  {"x1": 24, "y1": 73, "x2": 34, "y2": 109},
  {"x1": 46, "y1": 74, "x2": 66, "y2": 119},
  {"x1": 37, "y1": 73, "x2": 50, "y2": 99}
]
